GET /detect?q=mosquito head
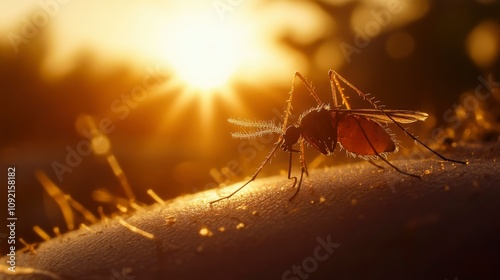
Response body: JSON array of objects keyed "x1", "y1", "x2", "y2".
[{"x1": 281, "y1": 125, "x2": 301, "y2": 151}]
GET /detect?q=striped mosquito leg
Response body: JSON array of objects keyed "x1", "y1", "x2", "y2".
[
  {"x1": 299, "y1": 138, "x2": 309, "y2": 178},
  {"x1": 294, "y1": 72, "x2": 323, "y2": 105},
  {"x1": 331, "y1": 71, "x2": 352, "y2": 109}
]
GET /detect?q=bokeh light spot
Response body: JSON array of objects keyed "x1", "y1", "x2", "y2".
[
  {"x1": 314, "y1": 39, "x2": 345, "y2": 72},
  {"x1": 466, "y1": 20, "x2": 499, "y2": 69}
]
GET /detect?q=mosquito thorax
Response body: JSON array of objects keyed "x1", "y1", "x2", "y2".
[{"x1": 281, "y1": 125, "x2": 301, "y2": 151}]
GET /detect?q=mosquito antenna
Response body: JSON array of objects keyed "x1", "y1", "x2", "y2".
[
  {"x1": 210, "y1": 139, "x2": 284, "y2": 205},
  {"x1": 329, "y1": 70, "x2": 467, "y2": 165},
  {"x1": 228, "y1": 118, "x2": 280, "y2": 130},
  {"x1": 228, "y1": 117, "x2": 282, "y2": 138},
  {"x1": 232, "y1": 129, "x2": 282, "y2": 139}
]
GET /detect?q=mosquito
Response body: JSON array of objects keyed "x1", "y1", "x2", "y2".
[{"x1": 210, "y1": 70, "x2": 467, "y2": 205}]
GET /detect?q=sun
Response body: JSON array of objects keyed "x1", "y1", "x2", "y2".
[
  {"x1": 30, "y1": 0, "x2": 326, "y2": 143},
  {"x1": 153, "y1": 6, "x2": 250, "y2": 93},
  {"x1": 164, "y1": 17, "x2": 243, "y2": 91},
  {"x1": 146, "y1": 5, "x2": 255, "y2": 143}
]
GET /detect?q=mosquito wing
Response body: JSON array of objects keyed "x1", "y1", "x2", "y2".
[
  {"x1": 336, "y1": 114, "x2": 397, "y2": 156},
  {"x1": 332, "y1": 109, "x2": 428, "y2": 124}
]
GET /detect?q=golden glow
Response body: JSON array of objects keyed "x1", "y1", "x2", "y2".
[
  {"x1": 351, "y1": 0, "x2": 429, "y2": 32},
  {"x1": 35, "y1": 1, "x2": 317, "y2": 89},
  {"x1": 314, "y1": 39, "x2": 346, "y2": 72},
  {"x1": 0, "y1": 2, "x2": 34, "y2": 31},
  {"x1": 159, "y1": 12, "x2": 245, "y2": 91},
  {"x1": 466, "y1": 20, "x2": 499, "y2": 68},
  {"x1": 75, "y1": 115, "x2": 111, "y2": 155},
  {"x1": 4, "y1": 1, "x2": 333, "y2": 151}
]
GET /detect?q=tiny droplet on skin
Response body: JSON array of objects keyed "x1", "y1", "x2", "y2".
[
  {"x1": 236, "y1": 222, "x2": 245, "y2": 230},
  {"x1": 236, "y1": 205, "x2": 247, "y2": 210},
  {"x1": 199, "y1": 227, "x2": 213, "y2": 237},
  {"x1": 166, "y1": 216, "x2": 176, "y2": 225}
]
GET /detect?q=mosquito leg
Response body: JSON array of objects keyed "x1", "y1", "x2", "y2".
[
  {"x1": 209, "y1": 139, "x2": 283, "y2": 205},
  {"x1": 376, "y1": 154, "x2": 420, "y2": 178},
  {"x1": 368, "y1": 160, "x2": 385, "y2": 170},
  {"x1": 375, "y1": 153, "x2": 420, "y2": 178},
  {"x1": 354, "y1": 117, "x2": 421, "y2": 178},
  {"x1": 330, "y1": 69, "x2": 392, "y2": 112},
  {"x1": 283, "y1": 72, "x2": 322, "y2": 137},
  {"x1": 394, "y1": 123, "x2": 467, "y2": 164},
  {"x1": 282, "y1": 75, "x2": 296, "y2": 133},
  {"x1": 287, "y1": 150, "x2": 298, "y2": 190},
  {"x1": 289, "y1": 139, "x2": 308, "y2": 201},
  {"x1": 289, "y1": 168, "x2": 305, "y2": 202},
  {"x1": 293, "y1": 72, "x2": 323, "y2": 105},
  {"x1": 329, "y1": 70, "x2": 351, "y2": 109},
  {"x1": 329, "y1": 69, "x2": 467, "y2": 165},
  {"x1": 283, "y1": 146, "x2": 307, "y2": 201},
  {"x1": 328, "y1": 72, "x2": 339, "y2": 108},
  {"x1": 299, "y1": 138, "x2": 309, "y2": 177},
  {"x1": 329, "y1": 70, "x2": 372, "y2": 109},
  {"x1": 281, "y1": 72, "x2": 311, "y2": 133}
]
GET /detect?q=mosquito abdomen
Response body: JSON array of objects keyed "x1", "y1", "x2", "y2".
[{"x1": 337, "y1": 114, "x2": 396, "y2": 156}]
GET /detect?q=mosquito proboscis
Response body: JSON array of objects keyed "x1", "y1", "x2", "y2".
[{"x1": 210, "y1": 70, "x2": 467, "y2": 205}]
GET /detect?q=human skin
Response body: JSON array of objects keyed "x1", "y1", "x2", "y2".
[{"x1": 1, "y1": 142, "x2": 499, "y2": 280}]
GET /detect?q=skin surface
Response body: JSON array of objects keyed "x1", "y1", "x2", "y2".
[{"x1": 1, "y1": 142, "x2": 499, "y2": 280}]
